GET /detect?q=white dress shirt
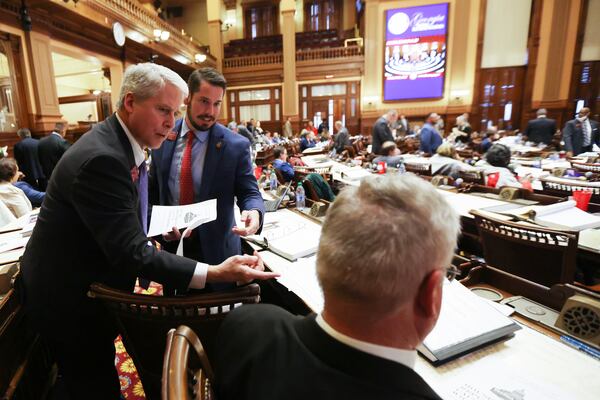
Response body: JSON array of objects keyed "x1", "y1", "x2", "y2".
[
  {"x1": 115, "y1": 113, "x2": 208, "y2": 289},
  {"x1": 316, "y1": 314, "x2": 417, "y2": 370},
  {"x1": 0, "y1": 182, "x2": 32, "y2": 218}
]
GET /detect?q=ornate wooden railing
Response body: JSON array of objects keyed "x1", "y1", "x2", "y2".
[
  {"x1": 80, "y1": 0, "x2": 214, "y2": 65},
  {"x1": 223, "y1": 53, "x2": 283, "y2": 69},
  {"x1": 296, "y1": 45, "x2": 363, "y2": 62}
]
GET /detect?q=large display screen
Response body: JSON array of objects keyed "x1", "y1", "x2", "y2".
[{"x1": 383, "y1": 3, "x2": 449, "y2": 101}]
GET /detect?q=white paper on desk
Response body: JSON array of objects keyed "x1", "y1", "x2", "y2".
[
  {"x1": 147, "y1": 199, "x2": 217, "y2": 237},
  {"x1": 415, "y1": 324, "x2": 600, "y2": 400}
]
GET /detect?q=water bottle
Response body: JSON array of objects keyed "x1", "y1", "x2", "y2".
[
  {"x1": 296, "y1": 183, "x2": 306, "y2": 210},
  {"x1": 270, "y1": 170, "x2": 278, "y2": 191},
  {"x1": 397, "y1": 162, "x2": 406, "y2": 174}
]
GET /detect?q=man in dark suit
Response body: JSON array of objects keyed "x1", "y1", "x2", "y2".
[
  {"x1": 523, "y1": 108, "x2": 556, "y2": 145},
  {"x1": 214, "y1": 174, "x2": 461, "y2": 400},
  {"x1": 150, "y1": 68, "x2": 265, "y2": 272},
  {"x1": 13, "y1": 128, "x2": 45, "y2": 190},
  {"x1": 371, "y1": 109, "x2": 397, "y2": 155},
  {"x1": 419, "y1": 113, "x2": 443, "y2": 155},
  {"x1": 37, "y1": 122, "x2": 71, "y2": 180},
  {"x1": 20, "y1": 63, "x2": 277, "y2": 400},
  {"x1": 563, "y1": 107, "x2": 600, "y2": 156}
]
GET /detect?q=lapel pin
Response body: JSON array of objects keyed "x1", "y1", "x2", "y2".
[
  {"x1": 216, "y1": 141, "x2": 223, "y2": 150},
  {"x1": 166, "y1": 131, "x2": 177, "y2": 141},
  {"x1": 130, "y1": 166, "x2": 139, "y2": 182}
]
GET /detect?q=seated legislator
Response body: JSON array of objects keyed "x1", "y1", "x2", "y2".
[
  {"x1": 272, "y1": 146, "x2": 294, "y2": 182},
  {"x1": 300, "y1": 131, "x2": 317, "y2": 152},
  {"x1": 476, "y1": 143, "x2": 522, "y2": 188},
  {"x1": 14, "y1": 178, "x2": 45, "y2": 207},
  {"x1": 19, "y1": 63, "x2": 277, "y2": 399},
  {"x1": 372, "y1": 141, "x2": 404, "y2": 167},
  {"x1": 214, "y1": 174, "x2": 461, "y2": 400},
  {"x1": 430, "y1": 143, "x2": 470, "y2": 176},
  {"x1": 0, "y1": 157, "x2": 32, "y2": 217}
]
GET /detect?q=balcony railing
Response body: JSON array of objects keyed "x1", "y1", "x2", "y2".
[
  {"x1": 296, "y1": 45, "x2": 363, "y2": 62},
  {"x1": 82, "y1": 0, "x2": 210, "y2": 64},
  {"x1": 223, "y1": 53, "x2": 283, "y2": 69}
]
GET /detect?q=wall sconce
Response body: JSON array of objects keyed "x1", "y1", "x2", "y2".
[
  {"x1": 153, "y1": 29, "x2": 170, "y2": 42},
  {"x1": 220, "y1": 22, "x2": 233, "y2": 32},
  {"x1": 450, "y1": 89, "x2": 469, "y2": 103},
  {"x1": 363, "y1": 95, "x2": 380, "y2": 109},
  {"x1": 195, "y1": 53, "x2": 207, "y2": 63}
]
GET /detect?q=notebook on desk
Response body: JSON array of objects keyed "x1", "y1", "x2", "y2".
[{"x1": 418, "y1": 280, "x2": 520, "y2": 364}]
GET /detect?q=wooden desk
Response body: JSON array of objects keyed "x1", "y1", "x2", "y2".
[{"x1": 258, "y1": 246, "x2": 600, "y2": 400}]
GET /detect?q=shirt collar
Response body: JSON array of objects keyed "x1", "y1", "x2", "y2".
[
  {"x1": 181, "y1": 119, "x2": 209, "y2": 143},
  {"x1": 51, "y1": 131, "x2": 62, "y2": 138},
  {"x1": 115, "y1": 112, "x2": 145, "y2": 167},
  {"x1": 315, "y1": 314, "x2": 417, "y2": 370}
]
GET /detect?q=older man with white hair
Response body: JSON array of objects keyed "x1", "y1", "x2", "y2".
[
  {"x1": 214, "y1": 173, "x2": 461, "y2": 400},
  {"x1": 20, "y1": 63, "x2": 277, "y2": 399}
]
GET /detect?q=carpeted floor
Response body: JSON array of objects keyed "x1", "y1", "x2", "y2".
[{"x1": 115, "y1": 281, "x2": 164, "y2": 399}]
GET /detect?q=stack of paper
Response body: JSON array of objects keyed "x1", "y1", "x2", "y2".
[
  {"x1": 532, "y1": 201, "x2": 600, "y2": 231},
  {"x1": 418, "y1": 280, "x2": 520, "y2": 363},
  {"x1": 250, "y1": 209, "x2": 321, "y2": 261}
]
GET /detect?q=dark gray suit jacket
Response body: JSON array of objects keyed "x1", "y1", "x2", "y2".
[
  {"x1": 215, "y1": 304, "x2": 442, "y2": 400},
  {"x1": 372, "y1": 117, "x2": 394, "y2": 155},
  {"x1": 38, "y1": 132, "x2": 71, "y2": 180},
  {"x1": 524, "y1": 117, "x2": 556, "y2": 144},
  {"x1": 334, "y1": 127, "x2": 350, "y2": 153},
  {"x1": 563, "y1": 118, "x2": 599, "y2": 155},
  {"x1": 21, "y1": 114, "x2": 197, "y2": 343}
]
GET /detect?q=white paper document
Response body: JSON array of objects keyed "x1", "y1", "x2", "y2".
[{"x1": 147, "y1": 199, "x2": 217, "y2": 237}]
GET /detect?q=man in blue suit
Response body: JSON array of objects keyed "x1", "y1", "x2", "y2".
[
  {"x1": 150, "y1": 68, "x2": 264, "y2": 278},
  {"x1": 419, "y1": 113, "x2": 443, "y2": 155}
]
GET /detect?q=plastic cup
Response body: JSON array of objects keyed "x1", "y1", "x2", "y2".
[
  {"x1": 486, "y1": 172, "x2": 499, "y2": 188},
  {"x1": 254, "y1": 166, "x2": 263, "y2": 180},
  {"x1": 573, "y1": 190, "x2": 592, "y2": 211},
  {"x1": 377, "y1": 161, "x2": 386, "y2": 174}
]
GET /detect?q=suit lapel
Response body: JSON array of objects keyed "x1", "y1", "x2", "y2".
[
  {"x1": 108, "y1": 114, "x2": 136, "y2": 169},
  {"x1": 199, "y1": 124, "x2": 225, "y2": 201}
]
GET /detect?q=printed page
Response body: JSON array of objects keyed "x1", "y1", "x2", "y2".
[
  {"x1": 147, "y1": 199, "x2": 217, "y2": 237},
  {"x1": 416, "y1": 324, "x2": 600, "y2": 400}
]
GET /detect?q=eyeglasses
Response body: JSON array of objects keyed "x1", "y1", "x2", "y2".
[{"x1": 445, "y1": 265, "x2": 460, "y2": 282}]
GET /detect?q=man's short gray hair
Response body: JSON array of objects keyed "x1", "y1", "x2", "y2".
[
  {"x1": 387, "y1": 109, "x2": 398, "y2": 118},
  {"x1": 17, "y1": 128, "x2": 31, "y2": 139},
  {"x1": 317, "y1": 174, "x2": 460, "y2": 310},
  {"x1": 536, "y1": 108, "x2": 547, "y2": 117},
  {"x1": 116, "y1": 63, "x2": 188, "y2": 110}
]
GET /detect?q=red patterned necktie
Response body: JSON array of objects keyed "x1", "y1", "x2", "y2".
[{"x1": 179, "y1": 132, "x2": 195, "y2": 205}]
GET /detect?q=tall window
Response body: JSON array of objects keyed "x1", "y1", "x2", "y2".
[
  {"x1": 244, "y1": 3, "x2": 278, "y2": 39},
  {"x1": 304, "y1": 0, "x2": 341, "y2": 32}
]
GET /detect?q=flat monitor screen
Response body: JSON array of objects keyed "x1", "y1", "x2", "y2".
[{"x1": 383, "y1": 3, "x2": 449, "y2": 101}]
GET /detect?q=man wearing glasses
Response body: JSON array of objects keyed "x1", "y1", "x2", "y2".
[{"x1": 214, "y1": 173, "x2": 461, "y2": 400}]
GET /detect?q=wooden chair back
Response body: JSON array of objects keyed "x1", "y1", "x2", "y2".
[
  {"x1": 404, "y1": 162, "x2": 432, "y2": 176},
  {"x1": 162, "y1": 326, "x2": 214, "y2": 400},
  {"x1": 470, "y1": 210, "x2": 578, "y2": 287},
  {"x1": 88, "y1": 283, "x2": 260, "y2": 400},
  {"x1": 301, "y1": 179, "x2": 321, "y2": 202},
  {"x1": 570, "y1": 161, "x2": 600, "y2": 174},
  {"x1": 459, "y1": 169, "x2": 486, "y2": 185},
  {"x1": 539, "y1": 177, "x2": 600, "y2": 203}
]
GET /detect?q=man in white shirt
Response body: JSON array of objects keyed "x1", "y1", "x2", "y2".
[{"x1": 214, "y1": 173, "x2": 461, "y2": 400}]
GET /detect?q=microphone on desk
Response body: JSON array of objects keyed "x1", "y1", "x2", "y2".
[{"x1": 454, "y1": 178, "x2": 464, "y2": 187}]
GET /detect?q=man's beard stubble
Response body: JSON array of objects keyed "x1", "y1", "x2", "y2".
[{"x1": 187, "y1": 107, "x2": 214, "y2": 132}]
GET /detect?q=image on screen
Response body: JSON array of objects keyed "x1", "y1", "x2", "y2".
[{"x1": 383, "y1": 3, "x2": 449, "y2": 101}]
